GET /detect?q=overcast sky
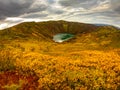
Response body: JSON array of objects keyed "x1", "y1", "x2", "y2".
[{"x1": 0, "y1": 0, "x2": 120, "y2": 29}]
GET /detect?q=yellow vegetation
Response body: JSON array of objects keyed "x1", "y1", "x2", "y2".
[
  {"x1": 0, "y1": 20, "x2": 120, "y2": 89},
  {"x1": 1, "y1": 48, "x2": 120, "y2": 89}
]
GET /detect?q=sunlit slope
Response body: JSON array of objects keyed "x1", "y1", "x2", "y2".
[
  {"x1": 0, "y1": 21, "x2": 98, "y2": 40},
  {"x1": 0, "y1": 20, "x2": 120, "y2": 49}
]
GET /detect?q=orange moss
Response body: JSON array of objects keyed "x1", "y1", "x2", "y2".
[{"x1": 0, "y1": 71, "x2": 39, "y2": 90}]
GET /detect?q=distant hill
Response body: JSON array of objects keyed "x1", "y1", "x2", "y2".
[{"x1": 94, "y1": 23, "x2": 120, "y2": 29}]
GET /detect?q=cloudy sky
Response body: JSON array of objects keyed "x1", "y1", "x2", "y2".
[{"x1": 0, "y1": 0, "x2": 120, "y2": 29}]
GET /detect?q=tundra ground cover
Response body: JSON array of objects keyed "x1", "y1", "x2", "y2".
[{"x1": 0, "y1": 47, "x2": 120, "y2": 89}]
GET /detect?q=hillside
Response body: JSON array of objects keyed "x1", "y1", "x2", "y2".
[
  {"x1": 0, "y1": 20, "x2": 120, "y2": 49},
  {"x1": 0, "y1": 21, "x2": 98, "y2": 40},
  {"x1": 0, "y1": 21, "x2": 120, "y2": 90}
]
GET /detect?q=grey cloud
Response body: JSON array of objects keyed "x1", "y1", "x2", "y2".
[
  {"x1": 48, "y1": 8, "x2": 65, "y2": 14},
  {"x1": 58, "y1": 0, "x2": 120, "y2": 21},
  {"x1": 0, "y1": 0, "x2": 34, "y2": 20},
  {"x1": 59, "y1": 0, "x2": 101, "y2": 9},
  {"x1": 22, "y1": 13, "x2": 48, "y2": 18},
  {"x1": 76, "y1": 11, "x2": 120, "y2": 20},
  {"x1": 110, "y1": 0, "x2": 120, "y2": 13},
  {"x1": 0, "y1": 0, "x2": 48, "y2": 20},
  {"x1": 114, "y1": 6, "x2": 120, "y2": 14},
  {"x1": 27, "y1": 4, "x2": 47, "y2": 14},
  {"x1": 59, "y1": 0, "x2": 86, "y2": 6},
  {"x1": 54, "y1": 10, "x2": 65, "y2": 14},
  {"x1": 0, "y1": 0, "x2": 120, "y2": 29},
  {"x1": 47, "y1": 0, "x2": 55, "y2": 4},
  {"x1": 0, "y1": 16, "x2": 6, "y2": 20},
  {"x1": 112, "y1": 5, "x2": 120, "y2": 14},
  {"x1": 46, "y1": 5, "x2": 65, "y2": 15}
]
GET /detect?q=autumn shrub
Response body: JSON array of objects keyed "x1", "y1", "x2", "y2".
[
  {"x1": 13, "y1": 50, "x2": 120, "y2": 89},
  {"x1": 0, "y1": 50, "x2": 16, "y2": 71},
  {"x1": 0, "y1": 47, "x2": 120, "y2": 89}
]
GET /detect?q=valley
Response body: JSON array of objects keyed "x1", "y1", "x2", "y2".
[{"x1": 0, "y1": 21, "x2": 120, "y2": 90}]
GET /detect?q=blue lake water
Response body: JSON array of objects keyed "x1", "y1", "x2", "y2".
[{"x1": 53, "y1": 33, "x2": 74, "y2": 43}]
